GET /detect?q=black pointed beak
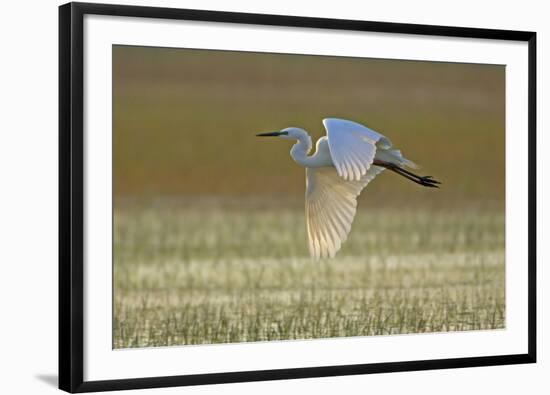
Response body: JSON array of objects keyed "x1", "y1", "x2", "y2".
[{"x1": 256, "y1": 131, "x2": 282, "y2": 137}]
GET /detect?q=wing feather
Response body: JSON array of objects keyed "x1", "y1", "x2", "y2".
[
  {"x1": 323, "y1": 118, "x2": 392, "y2": 181},
  {"x1": 305, "y1": 165, "x2": 384, "y2": 259}
]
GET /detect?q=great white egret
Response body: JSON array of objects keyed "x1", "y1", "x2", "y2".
[{"x1": 257, "y1": 118, "x2": 440, "y2": 259}]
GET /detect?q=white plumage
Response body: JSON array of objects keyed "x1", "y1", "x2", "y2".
[
  {"x1": 305, "y1": 165, "x2": 384, "y2": 259},
  {"x1": 257, "y1": 118, "x2": 438, "y2": 259},
  {"x1": 324, "y1": 118, "x2": 391, "y2": 181}
]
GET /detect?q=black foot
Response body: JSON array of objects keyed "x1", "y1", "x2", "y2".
[{"x1": 419, "y1": 176, "x2": 441, "y2": 188}]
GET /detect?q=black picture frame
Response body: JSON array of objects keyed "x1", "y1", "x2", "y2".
[{"x1": 59, "y1": 2, "x2": 537, "y2": 393}]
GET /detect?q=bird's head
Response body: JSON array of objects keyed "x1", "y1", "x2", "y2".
[{"x1": 256, "y1": 127, "x2": 307, "y2": 140}]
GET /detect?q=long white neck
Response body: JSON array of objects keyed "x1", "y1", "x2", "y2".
[{"x1": 290, "y1": 131, "x2": 313, "y2": 167}]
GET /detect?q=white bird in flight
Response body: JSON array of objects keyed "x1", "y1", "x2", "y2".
[{"x1": 257, "y1": 118, "x2": 440, "y2": 259}]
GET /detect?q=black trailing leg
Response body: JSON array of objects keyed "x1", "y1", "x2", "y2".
[{"x1": 373, "y1": 160, "x2": 441, "y2": 188}]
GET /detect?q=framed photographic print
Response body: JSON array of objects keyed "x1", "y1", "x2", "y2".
[{"x1": 59, "y1": 2, "x2": 536, "y2": 392}]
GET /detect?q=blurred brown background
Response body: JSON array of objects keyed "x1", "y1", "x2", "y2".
[{"x1": 113, "y1": 45, "x2": 504, "y2": 208}]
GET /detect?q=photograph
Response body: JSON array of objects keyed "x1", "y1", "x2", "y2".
[{"x1": 112, "y1": 45, "x2": 505, "y2": 349}]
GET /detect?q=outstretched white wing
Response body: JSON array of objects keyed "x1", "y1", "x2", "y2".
[
  {"x1": 323, "y1": 118, "x2": 392, "y2": 181},
  {"x1": 305, "y1": 165, "x2": 384, "y2": 259}
]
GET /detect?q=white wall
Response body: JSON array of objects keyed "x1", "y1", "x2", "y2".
[{"x1": 0, "y1": 0, "x2": 546, "y2": 394}]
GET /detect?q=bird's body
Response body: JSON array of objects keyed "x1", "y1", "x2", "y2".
[{"x1": 257, "y1": 118, "x2": 439, "y2": 259}]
